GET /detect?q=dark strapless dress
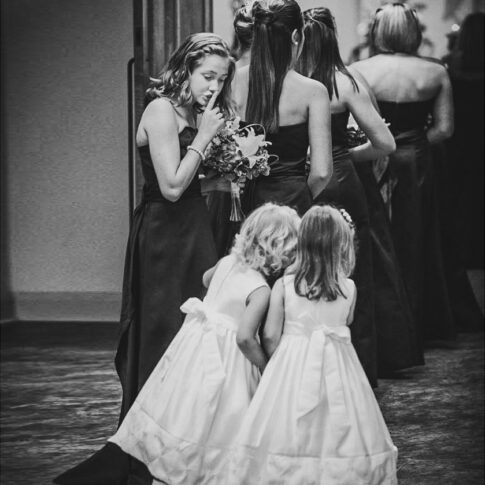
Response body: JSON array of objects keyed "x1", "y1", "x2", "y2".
[
  {"x1": 54, "y1": 127, "x2": 217, "y2": 485},
  {"x1": 348, "y1": 113, "x2": 424, "y2": 372},
  {"x1": 244, "y1": 122, "x2": 312, "y2": 216},
  {"x1": 313, "y1": 111, "x2": 377, "y2": 386},
  {"x1": 378, "y1": 100, "x2": 455, "y2": 342},
  {"x1": 116, "y1": 127, "x2": 217, "y2": 420}
]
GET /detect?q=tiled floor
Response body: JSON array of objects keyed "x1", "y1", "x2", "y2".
[{"x1": 1, "y1": 321, "x2": 483, "y2": 484}]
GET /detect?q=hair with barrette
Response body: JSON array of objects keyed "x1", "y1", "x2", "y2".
[
  {"x1": 292, "y1": 205, "x2": 355, "y2": 301},
  {"x1": 296, "y1": 7, "x2": 358, "y2": 100}
]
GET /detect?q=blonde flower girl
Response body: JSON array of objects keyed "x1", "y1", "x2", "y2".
[
  {"x1": 109, "y1": 203, "x2": 300, "y2": 484},
  {"x1": 231, "y1": 205, "x2": 398, "y2": 485}
]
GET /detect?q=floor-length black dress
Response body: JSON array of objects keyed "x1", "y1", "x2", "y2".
[
  {"x1": 354, "y1": 157, "x2": 424, "y2": 373},
  {"x1": 54, "y1": 126, "x2": 217, "y2": 485},
  {"x1": 378, "y1": 100, "x2": 455, "y2": 342},
  {"x1": 313, "y1": 111, "x2": 377, "y2": 387}
]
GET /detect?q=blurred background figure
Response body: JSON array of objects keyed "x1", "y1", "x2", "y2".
[
  {"x1": 446, "y1": 12, "x2": 484, "y2": 270},
  {"x1": 351, "y1": 3, "x2": 456, "y2": 345}
]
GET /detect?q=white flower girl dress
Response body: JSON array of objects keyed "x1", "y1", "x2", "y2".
[
  {"x1": 230, "y1": 274, "x2": 398, "y2": 485},
  {"x1": 110, "y1": 253, "x2": 268, "y2": 484}
]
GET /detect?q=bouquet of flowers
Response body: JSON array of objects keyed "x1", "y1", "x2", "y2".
[{"x1": 203, "y1": 117, "x2": 274, "y2": 221}]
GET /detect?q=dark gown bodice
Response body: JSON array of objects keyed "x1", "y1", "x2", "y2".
[
  {"x1": 331, "y1": 111, "x2": 351, "y2": 160},
  {"x1": 264, "y1": 122, "x2": 309, "y2": 176},
  {"x1": 138, "y1": 126, "x2": 201, "y2": 202},
  {"x1": 377, "y1": 99, "x2": 434, "y2": 135},
  {"x1": 245, "y1": 122, "x2": 312, "y2": 216}
]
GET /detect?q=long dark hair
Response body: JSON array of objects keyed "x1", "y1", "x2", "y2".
[
  {"x1": 297, "y1": 7, "x2": 358, "y2": 100},
  {"x1": 145, "y1": 33, "x2": 235, "y2": 116},
  {"x1": 294, "y1": 205, "x2": 355, "y2": 301},
  {"x1": 246, "y1": 0, "x2": 303, "y2": 132}
]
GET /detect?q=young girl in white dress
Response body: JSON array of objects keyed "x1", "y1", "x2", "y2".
[
  {"x1": 109, "y1": 202, "x2": 300, "y2": 485},
  {"x1": 231, "y1": 205, "x2": 398, "y2": 485}
]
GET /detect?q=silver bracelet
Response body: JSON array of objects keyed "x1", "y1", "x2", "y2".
[{"x1": 187, "y1": 145, "x2": 205, "y2": 161}]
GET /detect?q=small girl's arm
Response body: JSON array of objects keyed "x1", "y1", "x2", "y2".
[
  {"x1": 236, "y1": 286, "x2": 271, "y2": 372},
  {"x1": 262, "y1": 278, "x2": 285, "y2": 358},
  {"x1": 346, "y1": 283, "x2": 358, "y2": 326}
]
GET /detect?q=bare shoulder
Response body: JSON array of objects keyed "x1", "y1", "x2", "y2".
[
  {"x1": 234, "y1": 65, "x2": 249, "y2": 87},
  {"x1": 291, "y1": 72, "x2": 328, "y2": 101},
  {"x1": 271, "y1": 277, "x2": 285, "y2": 294},
  {"x1": 335, "y1": 70, "x2": 361, "y2": 97},
  {"x1": 350, "y1": 56, "x2": 377, "y2": 74},
  {"x1": 142, "y1": 97, "x2": 177, "y2": 124}
]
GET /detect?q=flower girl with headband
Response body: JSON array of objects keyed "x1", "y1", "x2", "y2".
[
  {"x1": 109, "y1": 202, "x2": 300, "y2": 484},
  {"x1": 231, "y1": 205, "x2": 398, "y2": 485}
]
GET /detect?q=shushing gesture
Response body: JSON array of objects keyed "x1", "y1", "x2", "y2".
[{"x1": 198, "y1": 91, "x2": 226, "y2": 143}]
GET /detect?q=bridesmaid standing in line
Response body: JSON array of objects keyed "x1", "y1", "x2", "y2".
[
  {"x1": 233, "y1": 0, "x2": 333, "y2": 221},
  {"x1": 297, "y1": 7, "x2": 401, "y2": 385},
  {"x1": 203, "y1": 1, "x2": 254, "y2": 257},
  {"x1": 352, "y1": 3, "x2": 455, "y2": 343}
]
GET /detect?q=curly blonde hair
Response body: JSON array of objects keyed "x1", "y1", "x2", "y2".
[{"x1": 232, "y1": 203, "x2": 300, "y2": 281}]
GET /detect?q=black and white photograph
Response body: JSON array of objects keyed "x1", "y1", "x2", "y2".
[{"x1": 1, "y1": 0, "x2": 483, "y2": 483}]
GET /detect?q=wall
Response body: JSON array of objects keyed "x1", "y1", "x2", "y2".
[{"x1": 2, "y1": 0, "x2": 133, "y2": 321}]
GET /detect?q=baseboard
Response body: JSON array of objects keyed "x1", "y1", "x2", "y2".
[{"x1": 13, "y1": 291, "x2": 122, "y2": 322}]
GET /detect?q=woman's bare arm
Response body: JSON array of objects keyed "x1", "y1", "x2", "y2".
[{"x1": 307, "y1": 81, "x2": 333, "y2": 197}]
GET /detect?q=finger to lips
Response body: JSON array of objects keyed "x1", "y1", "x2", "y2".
[{"x1": 206, "y1": 91, "x2": 219, "y2": 110}]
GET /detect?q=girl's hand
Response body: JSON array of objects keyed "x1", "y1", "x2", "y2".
[{"x1": 198, "y1": 91, "x2": 225, "y2": 143}]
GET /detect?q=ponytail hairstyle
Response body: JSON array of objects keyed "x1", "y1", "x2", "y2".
[
  {"x1": 370, "y1": 3, "x2": 422, "y2": 55},
  {"x1": 233, "y1": 1, "x2": 255, "y2": 58},
  {"x1": 294, "y1": 205, "x2": 355, "y2": 301},
  {"x1": 246, "y1": 0, "x2": 303, "y2": 133},
  {"x1": 145, "y1": 32, "x2": 235, "y2": 116},
  {"x1": 296, "y1": 7, "x2": 358, "y2": 100}
]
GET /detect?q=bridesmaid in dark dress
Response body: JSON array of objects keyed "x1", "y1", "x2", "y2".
[
  {"x1": 352, "y1": 3, "x2": 456, "y2": 343},
  {"x1": 202, "y1": 4, "x2": 254, "y2": 258},
  {"x1": 233, "y1": 0, "x2": 333, "y2": 218},
  {"x1": 297, "y1": 7, "x2": 410, "y2": 386},
  {"x1": 54, "y1": 33, "x2": 234, "y2": 485}
]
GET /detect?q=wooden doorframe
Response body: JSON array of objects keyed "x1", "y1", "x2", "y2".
[{"x1": 129, "y1": 0, "x2": 213, "y2": 210}]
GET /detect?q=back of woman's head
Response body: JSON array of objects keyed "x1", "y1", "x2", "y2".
[
  {"x1": 145, "y1": 32, "x2": 235, "y2": 114},
  {"x1": 297, "y1": 7, "x2": 357, "y2": 100},
  {"x1": 294, "y1": 205, "x2": 355, "y2": 301},
  {"x1": 233, "y1": 1, "x2": 255, "y2": 57},
  {"x1": 370, "y1": 3, "x2": 422, "y2": 55},
  {"x1": 246, "y1": 0, "x2": 303, "y2": 132},
  {"x1": 232, "y1": 203, "x2": 300, "y2": 281},
  {"x1": 457, "y1": 12, "x2": 484, "y2": 72}
]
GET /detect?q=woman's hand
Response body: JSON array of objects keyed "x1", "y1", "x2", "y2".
[{"x1": 198, "y1": 91, "x2": 226, "y2": 144}]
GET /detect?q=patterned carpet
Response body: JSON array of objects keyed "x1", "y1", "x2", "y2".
[{"x1": 0, "y1": 322, "x2": 483, "y2": 485}]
